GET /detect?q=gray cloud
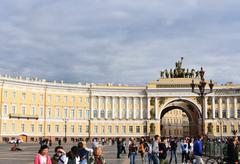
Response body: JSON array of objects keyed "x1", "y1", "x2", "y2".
[{"x1": 0, "y1": 0, "x2": 240, "y2": 85}]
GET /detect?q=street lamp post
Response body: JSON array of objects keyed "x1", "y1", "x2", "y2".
[
  {"x1": 191, "y1": 67, "x2": 214, "y2": 135},
  {"x1": 168, "y1": 121, "x2": 171, "y2": 137},
  {"x1": 63, "y1": 118, "x2": 68, "y2": 143}
]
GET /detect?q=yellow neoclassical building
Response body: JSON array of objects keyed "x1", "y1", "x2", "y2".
[{"x1": 1, "y1": 61, "x2": 240, "y2": 143}]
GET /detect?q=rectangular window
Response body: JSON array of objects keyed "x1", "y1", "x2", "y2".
[
  {"x1": 32, "y1": 93, "x2": 36, "y2": 103},
  {"x1": 136, "y1": 126, "x2": 140, "y2": 133},
  {"x1": 122, "y1": 126, "x2": 126, "y2": 134},
  {"x1": 47, "y1": 108, "x2": 51, "y2": 118},
  {"x1": 101, "y1": 126, "x2": 105, "y2": 134},
  {"x1": 223, "y1": 125, "x2": 227, "y2": 133},
  {"x1": 86, "y1": 109, "x2": 90, "y2": 119},
  {"x1": 79, "y1": 97, "x2": 82, "y2": 104},
  {"x1": 108, "y1": 126, "x2": 112, "y2": 134},
  {"x1": 12, "y1": 105, "x2": 16, "y2": 114},
  {"x1": 22, "y1": 93, "x2": 26, "y2": 101},
  {"x1": 115, "y1": 126, "x2": 119, "y2": 134},
  {"x1": 64, "y1": 96, "x2": 68, "y2": 103},
  {"x1": 87, "y1": 98, "x2": 90, "y2": 104},
  {"x1": 71, "y1": 109, "x2": 75, "y2": 119},
  {"x1": 71, "y1": 125, "x2": 74, "y2": 133},
  {"x1": 55, "y1": 125, "x2": 59, "y2": 133},
  {"x1": 40, "y1": 94, "x2": 43, "y2": 104},
  {"x1": 93, "y1": 109, "x2": 98, "y2": 118},
  {"x1": 31, "y1": 106, "x2": 35, "y2": 115},
  {"x1": 13, "y1": 91, "x2": 16, "y2": 100},
  {"x1": 2, "y1": 123, "x2": 6, "y2": 132},
  {"x1": 39, "y1": 125, "x2": 43, "y2": 133},
  {"x1": 21, "y1": 124, "x2": 25, "y2": 132},
  {"x1": 39, "y1": 107, "x2": 43, "y2": 118},
  {"x1": 129, "y1": 126, "x2": 133, "y2": 134},
  {"x1": 94, "y1": 126, "x2": 98, "y2": 134},
  {"x1": 230, "y1": 110, "x2": 234, "y2": 118},
  {"x1": 64, "y1": 108, "x2": 68, "y2": 118},
  {"x1": 56, "y1": 96, "x2": 60, "y2": 104},
  {"x1": 78, "y1": 109, "x2": 82, "y2": 118},
  {"x1": 47, "y1": 125, "x2": 51, "y2": 133},
  {"x1": 3, "y1": 105, "x2": 8, "y2": 116},
  {"x1": 22, "y1": 106, "x2": 26, "y2": 115},
  {"x1": 31, "y1": 124, "x2": 34, "y2": 133},
  {"x1": 4, "y1": 91, "x2": 7, "y2": 100},
  {"x1": 143, "y1": 126, "x2": 147, "y2": 134},
  {"x1": 86, "y1": 125, "x2": 89, "y2": 133},
  {"x1": 56, "y1": 108, "x2": 60, "y2": 118},
  {"x1": 71, "y1": 96, "x2": 75, "y2": 103},
  {"x1": 78, "y1": 125, "x2": 82, "y2": 133},
  {"x1": 222, "y1": 110, "x2": 227, "y2": 118}
]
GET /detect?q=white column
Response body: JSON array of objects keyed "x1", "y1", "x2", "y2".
[
  {"x1": 219, "y1": 97, "x2": 222, "y2": 119},
  {"x1": 140, "y1": 97, "x2": 143, "y2": 119},
  {"x1": 226, "y1": 97, "x2": 230, "y2": 119},
  {"x1": 104, "y1": 97, "x2": 108, "y2": 119},
  {"x1": 133, "y1": 97, "x2": 136, "y2": 119},
  {"x1": 155, "y1": 97, "x2": 158, "y2": 120},
  {"x1": 234, "y1": 97, "x2": 237, "y2": 119},
  {"x1": 98, "y1": 97, "x2": 101, "y2": 119},
  {"x1": 147, "y1": 97, "x2": 151, "y2": 119},
  {"x1": 119, "y1": 97, "x2": 122, "y2": 119},
  {"x1": 126, "y1": 97, "x2": 129, "y2": 119},
  {"x1": 90, "y1": 96, "x2": 94, "y2": 119},
  {"x1": 212, "y1": 96, "x2": 215, "y2": 119},
  {"x1": 112, "y1": 97, "x2": 115, "y2": 120},
  {"x1": 204, "y1": 97, "x2": 208, "y2": 119}
]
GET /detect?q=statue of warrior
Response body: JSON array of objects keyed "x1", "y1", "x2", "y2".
[
  {"x1": 190, "y1": 69, "x2": 195, "y2": 78},
  {"x1": 160, "y1": 71, "x2": 165, "y2": 78},
  {"x1": 170, "y1": 69, "x2": 173, "y2": 78},
  {"x1": 185, "y1": 69, "x2": 189, "y2": 78},
  {"x1": 165, "y1": 69, "x2": 169, "y2": 78},
  {"x1": 195, "y1": 71, "x2": 200, "y2": 78},
  {"x1": 174, "y1": 69, "x2": 177, "y2": 78}
]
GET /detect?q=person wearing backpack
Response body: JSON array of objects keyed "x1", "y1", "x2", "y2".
[
  {"x1": 159, "y1": 137, "x2": 168, "y2": 164},
  {"x1": 181, "y1": 139, "x2": 189, "y2": 164},
  {"x1": 143, "y1": 138, "x2": 152, "y2": 164}
]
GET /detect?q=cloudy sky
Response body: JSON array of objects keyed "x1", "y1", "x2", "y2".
[{"x1": 0, "y1": 0, "x2": 240, "y2": 85}]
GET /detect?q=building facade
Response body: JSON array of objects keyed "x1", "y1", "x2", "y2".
[
  {"x1": 1, "y1": 64, "x2": 240, "y2": 142},
  {"x1": 161, "y1": 109, "x2": 189, "y2": 137}
]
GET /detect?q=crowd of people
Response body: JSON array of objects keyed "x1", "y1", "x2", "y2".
[
  {"x1": 32, "y1": 135, "x2": 240, "y2": 164},
  {"x1": 34, "y1": 141, "x2": 106, "y2": 164}
]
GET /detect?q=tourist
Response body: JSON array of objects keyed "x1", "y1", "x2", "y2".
[
  {"x1": 77, "y1": 141, "x2": 89, "y2": 164},
  {"x1": 159, "y1": 137, "x2": 168, "y2": 164},
  {"x1": 117, "y1": 138, "x2": 123, "y2": 158},
  {"x1": 138, "y1": 138, "x2": 145, "y2": 163},
  {"x1": 122, "y1": 139, "x2": 127, "y2": 154},
  {"x1": 145, "y1": 138, "x2": 153, "y2": 164},
  {"x1": 59, "y1": 146, "x2": 80, "y2": 164},
  {"x1": 34, "y1": 145, "x2": 52, "y2": 164},
  {"x1": 58, "y1": 139, "x2": 62, "y2": 146},
  {"x1": 193, "y1": 135, "x2": 204, "y2": 164},
  {"x1": 169, "y1": 138, "x2": 177, "y2": 164},
  {"x1": 188, "y1": 138, "x2": 194, "y2": 163},
  {"x1": 88, "y1": 147, "x2": 106, "y2": 164},
  {"x1": 152, "y1": 135, "x2": 160, "y2": 164},
  {"x1": 128, "y1": 139, "x2": 138, "y2": 164},
  {"x1": 51, "y1": 146, "x2": 65, "y2": 164},
  {"x1": 227, "y1": 137, "x2": 239, "y2": 164},
  {"x1": 181, "y1": 139, "x2": 188, "y2": 164}
]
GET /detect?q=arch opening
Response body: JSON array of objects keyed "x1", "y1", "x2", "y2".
[{"x1": 160, "y1": 99, "x2": 202, "y2": 137}]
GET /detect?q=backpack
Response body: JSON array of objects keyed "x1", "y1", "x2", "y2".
[{"x1": 138, "y1": 143, "x2": 145, "y2": 154}]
